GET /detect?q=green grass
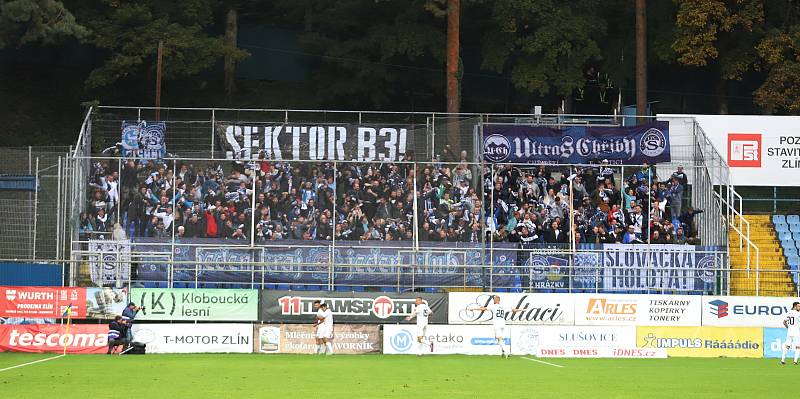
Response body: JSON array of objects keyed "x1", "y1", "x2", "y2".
[{"x1": 0, "y1": 353, "x2": 793, "y2": 398}]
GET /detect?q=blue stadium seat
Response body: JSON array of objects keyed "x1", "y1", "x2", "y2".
[
  {"x1": 306, "y1": 285, "x2": 321, "y2": 291},
  {"x1": 775, "y1": 223, "x2": 790, "y2": 232},
  {"x1": 784, "y1": 247, "x2": 799, "y2": 258},
  {"x1": 264, "y1": 284, "x2": 277, "y2": 290},
  {"x1": 790, "y1": 224, "x2": 800, "y2": 233},
  {"x1": 352, "y1": 286, "x2": 365, "y2": 292},
  {"x1": 380, "y1": 286, "x2": 396, "y2": 293},
  {"x1": 423, "y1": 287, "x2": 438, "y2": 293},
  {"x1": 276, "y1": 284, "x2": 290, "y2": 290},
  {"x1": 335, "y1": 285, "x2": 351, "y2": 292},
  {"x1": 144, "y1": 282, "x2": 158, "y2": 288},
  {"x1": 788, "y1": 215, "x2": 800, "y2": 224},
  {"x1": 780, "y1": 231, "x2": 793, "y2": 241},
  {"x1": 782, "y1": 240, "x2": 796, "y2": 249},
  {"x1": 774, "y1": 215, "x2": 787, "y2": 224},
  {"x1": 792, "y1": 233, "x2": 800, "y2": 242},
  {"x1": 788, "y1": 256, "x2": 800, "y2": 268}
]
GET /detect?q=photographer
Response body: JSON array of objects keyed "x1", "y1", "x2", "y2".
[
  {"x1": 122, "y1": 302, "x2": 142, "y2": 342},
  {"x1": 107, "y1": 316, "x2": 129, "y2": 354}
]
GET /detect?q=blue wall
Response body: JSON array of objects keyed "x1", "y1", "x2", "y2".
[{"x1": 0, "y1": 263, "x2": 62, "y2": 286}]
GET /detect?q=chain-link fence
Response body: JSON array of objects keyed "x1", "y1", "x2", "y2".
[{"x1": 0, "y1": 146, "x2": 71, "y2": 261}]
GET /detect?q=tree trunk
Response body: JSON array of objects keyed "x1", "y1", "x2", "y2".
[
  {"x1": 446, "y1": 0, "x2": 461, "y2": 151},
  {"x1": 224, "y1": 8, "x2": 239, "y2": 105},
  {"x1": 635, "y1": 0, "x2": 647, "y2": 121},
  {"x1": 716, "y1": 77, "x2": 729, "y2": 114}
]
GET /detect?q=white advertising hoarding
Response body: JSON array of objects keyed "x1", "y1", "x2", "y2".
[
  {"x1": 702, "y1": 296, "x2": 796, "y2": 327},
  {"x1": 382, "y1": 324, "x2": 636, "y2": 356},
  {"x1": 659, "y1": 114, "x2": 800, "y2": 186},
  {"x1": 447, "y1": 292, "x2": 574, "y2": 326},
  {"x1": 573, "y1": 294, "x2": 702, "y2": 326},
  {"x1": 131, "y1": 323, "x2": 252, "y2": 353}
]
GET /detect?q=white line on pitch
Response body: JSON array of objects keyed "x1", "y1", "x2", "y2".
[
  {"x1": 0, "y1": 354, "x2": 65, "y2": 372},
  {"x1": 520, "y1": 356, "x2": 564, "y2": 368}
]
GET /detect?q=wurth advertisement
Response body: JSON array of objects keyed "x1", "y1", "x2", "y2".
[
  {"x1": 0, "y1": 286, "x2": 128, "y2": 319},
  {"x1": 0, "y1": 324, "x2": 108, "y2": 354},
  {"x1": 0, "y1": 286, "x2": 86, "y2": 318},
  {"x1": 259, "y1": 290, "x2": 448, "y2": 324}
]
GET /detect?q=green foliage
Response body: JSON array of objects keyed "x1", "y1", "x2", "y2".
[
  {"x1": 480, "y1": 0, "x2": 604, "y2": 97},
  {"x1": 672, "y1": 0, "x2": 763, "y2": 80},
  {"x1": 0, "y1": 0, "x2": 87, "y2": 48},
  {"x1": 270, "y1": 0, "x2": 446, "y2": 109},
  {"x1": 755, "y1": 27, "x2": 800, "y2": 112},
  {"x1": 78, "y1": 0, "x2": 248, "y2": 88}
]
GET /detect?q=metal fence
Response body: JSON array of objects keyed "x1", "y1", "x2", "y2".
[
  {"x1": 0, "y1": 146, "x2": 71, "y2": 261},
  {"x1": 41, "y1": 106, "x2": 751, "y2": 295}
]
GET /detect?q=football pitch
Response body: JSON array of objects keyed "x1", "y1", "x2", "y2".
[{"x1": 0, "y1": 353, "x2": 793, "y2": 398}]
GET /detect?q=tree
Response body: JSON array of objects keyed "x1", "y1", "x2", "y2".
[
  {"x1": 0, "y1": 0, "x2": 87, "y2": 48},
  {"x1": 480, "y1": 0, "x2": 605, "y2": 111},
  {"x1": 270, "y1": 0, "x2": 446, "y2": 110},
  {"x1": 77, "y1": 0, "x2": 248, "y2": 89},
  {"x1": 671, "y1": 0, "x2": 764, "y2": 114}
]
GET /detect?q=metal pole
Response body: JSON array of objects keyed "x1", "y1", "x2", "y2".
[
  {"x1": 32, "y1": 157, "x2": 39, "y2": 260},
  {"x1": 331, "y1": 161, "x2": 338, "y2": 290},
  {"x1": 431, "y1": 114, "x2": 436, "y2": 160},
  {"x1": 210, "y1": 109, "x2": 216, "y2": 159},
  {"x1": 250, "y1": 169, "x2": 256, "y2": 248},
  {"x1": 155, "y1": 40, "x2": 164, "y2": 121},
  {"x1": 489, "y1": 164, "x2": 495, "y2": 291},
  {"x1": 170, "y1": 161, "x2": 176, "y2": 288},
  {"x1": 56, "y1": 156, "x2": 62, "y2": 263},
  {"x1": 117, "y1": 160, "x2": 122, "y2": 228},
  {"x1": 412, "y1": 162, "x2": 419, "y2": 252}
]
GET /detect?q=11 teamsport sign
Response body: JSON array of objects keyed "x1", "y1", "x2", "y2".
[
  {"x1": 131, "y1": 288, "x2": 258, "y2": 321},
  {"x1": 483, "y1": 121, "x2": 670, "y2": 164},
  {"x1": 259, "y1": 290, "x2": 447, "y2": 324}
]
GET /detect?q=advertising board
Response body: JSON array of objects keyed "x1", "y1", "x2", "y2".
[
  {"x1": 573, "y1": 294, "x2": 702, "y2": 326},
  {"x1": 131, "y1": 323, "x2": 252, "y2": 353},
  {"x1": 703, "y1": 296, "x2": 794, "y2": 327},
  {"x1": 260, "y1": 290, "x2": 447, "y2": 324},
  {"x1": 448, "y1": 293, "x2": 574, "y2": 325},
  {"x1": 253, "y1": 324, "x2": 380, "y2": 354},
  {"x1": 636, "y1": 326, "x2": 762, "y2": 357},
  {"x1": 131, "y1": 288, "x2": 258, "y2": 321},
  {"x1": 0, "y1": 324, "x2": 108, "y2": 354}
]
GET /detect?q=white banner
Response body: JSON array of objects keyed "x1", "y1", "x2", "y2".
[
  {"x1": 447, "y1": 293, "x2": 574, "y2": 325},
  {"x1": 383, "y1": 324, "x2": 510, "y2": 355},
  {"x1": 536, "y1": 347, "x2": 667, "y2": 358},
  {"x1": 659, "y1": 114, "x2": 800, "y2": 186},
  {"x1": 88, "y1": 239, "x2": 131, "y2": 287},
  {"x1": 509, "y1": 326, "x2": 636, "y2": 355},
  {"x1": 131, "y1": 323, "x2": 252, "y2": 353},
  {"x1": 573, "y1": 294, "x2": 702, "y2": 326},
  {"x1": 703, "y1": 296, "x2": 796, "y2": 327},
  {"x1": 382, "y1": 324, "x2": 636, "y2": 356}
]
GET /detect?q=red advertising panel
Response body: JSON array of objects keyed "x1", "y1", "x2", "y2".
[
  {"x1": 0, "y1": 286, "x2": 86, "y2": 318},
  {"x1": 0, "y1": 324, "x2": 108, "y2": 354}
]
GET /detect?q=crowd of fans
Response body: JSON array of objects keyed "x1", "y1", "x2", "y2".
[{"x1": 80, "y1": 148, "x2": 702, "y2": 246}]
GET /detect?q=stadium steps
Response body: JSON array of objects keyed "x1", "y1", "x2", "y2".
[{"x1": 729, "y1": 214, "x2": 794, "y2": 297}]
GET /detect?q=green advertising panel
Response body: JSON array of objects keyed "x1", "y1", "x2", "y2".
[{"x1": 131, "y1": 289, "x2": 258, "y2": 321}]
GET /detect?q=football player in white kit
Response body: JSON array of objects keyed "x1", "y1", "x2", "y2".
[
  {"x1": 781, "y1": 301, "x2": 800, "y2": 365},
  {"x1": 469, "y1": 295, "x2": 526, "y2": 358},
  {"x1": 313, "y1": 301, "x2": 335, "y2": 355},
  {"x1": 405, "y1": 297, "x2": 434, "y2": 356}
]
